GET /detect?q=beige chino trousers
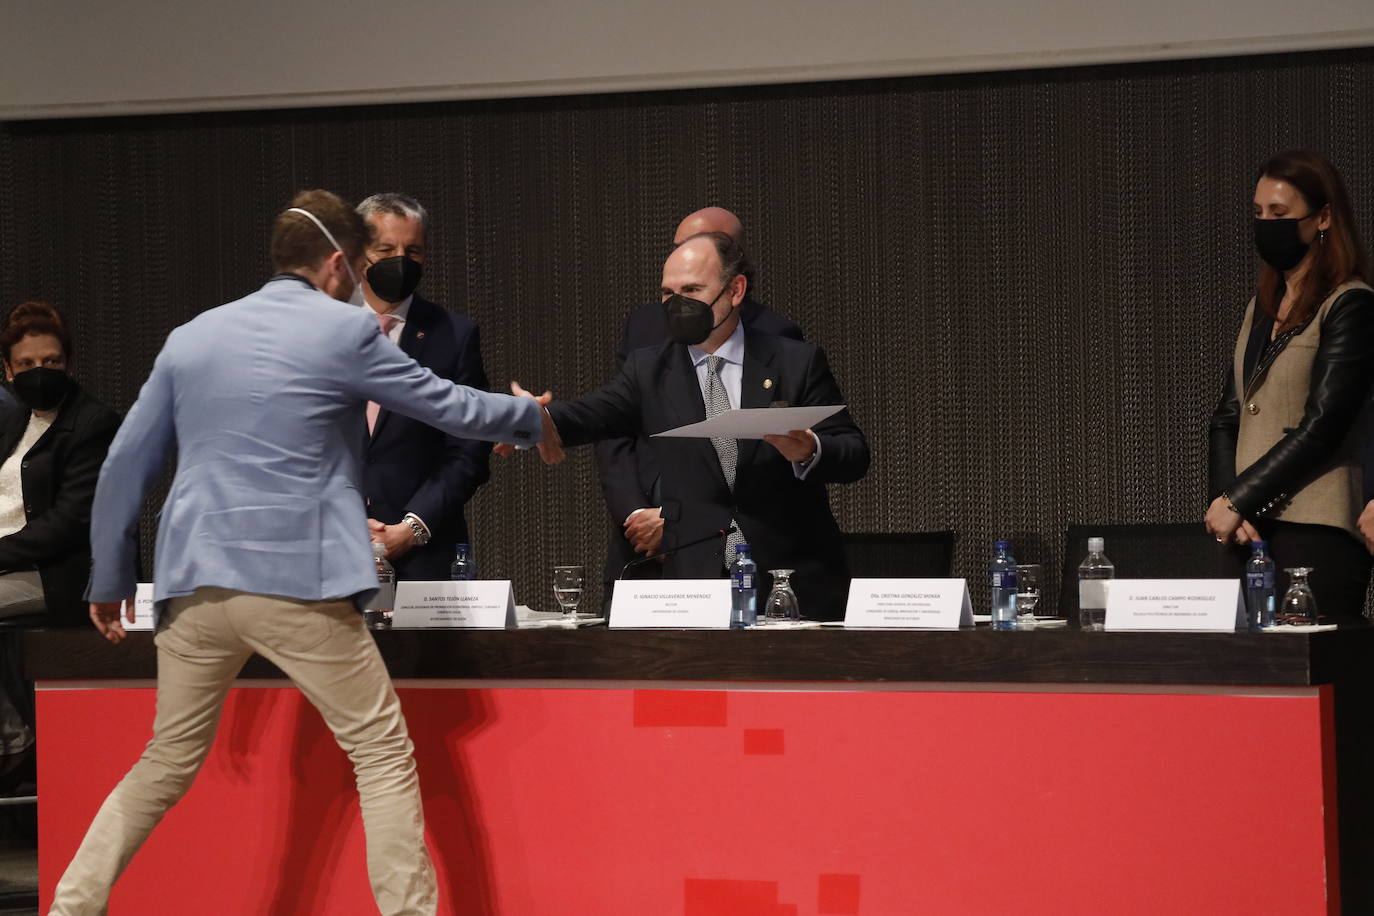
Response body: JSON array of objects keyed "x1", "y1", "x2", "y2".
[{"x1": 49, "y1": 587, "x2": 437, "y2": 916}]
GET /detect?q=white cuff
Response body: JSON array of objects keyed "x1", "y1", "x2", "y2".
[{"x1": 792, "y1": 431, "x2": 823, "y2": 480}]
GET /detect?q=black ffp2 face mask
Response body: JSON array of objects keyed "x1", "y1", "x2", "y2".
[
  {"x1": 365, "y1": 256, "x2": 423, "y2": 303},
  {"x1": 11, "y1": 367, "x2": 72, "y2": 412},
  {"x1": 664, "y1": 285, "x2": 733, "y2": 346},
  {"x1": 1253, "y1": 213, "x2": 1318, "y2": 272}
]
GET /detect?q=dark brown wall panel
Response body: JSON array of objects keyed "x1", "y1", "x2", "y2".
[{"x1": 3, "y1": 48, "x2": 1373, "y2": 614}]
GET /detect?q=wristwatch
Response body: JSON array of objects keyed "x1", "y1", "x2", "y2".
[{"x1": 402, "y1": 513, "x2": 431, "y2": 546}]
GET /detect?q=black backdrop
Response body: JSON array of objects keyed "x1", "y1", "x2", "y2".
[{"x1": 2, "y1": 47, "x2": 1373, "y2": 614}]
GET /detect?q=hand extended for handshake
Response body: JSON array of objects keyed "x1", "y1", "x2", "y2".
[
  {"x1": 493, "y1": 381, "x2": 565, "y2": 464},
  {"x1": 495, "y1": 382, "x2": 819, "y2": 470}
]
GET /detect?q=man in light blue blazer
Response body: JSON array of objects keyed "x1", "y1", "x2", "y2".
[{"x1": 49, "y1": 190, "x2": 558, "y2": 916}]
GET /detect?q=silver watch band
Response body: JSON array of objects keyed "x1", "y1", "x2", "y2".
[{"x1": 402, "y1": 514, "x2": 430, "y2": 546}]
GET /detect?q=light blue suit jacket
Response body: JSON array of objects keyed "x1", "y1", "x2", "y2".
[{"x1": 86, "y1": 275, "x2": 542, "y2": 608}]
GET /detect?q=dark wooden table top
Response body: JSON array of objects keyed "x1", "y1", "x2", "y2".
[{"x1": 22, "y1": 625, "x2": 1374, "y2": 687}]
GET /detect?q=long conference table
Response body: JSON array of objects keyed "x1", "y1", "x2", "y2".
[{"x1": 24, "y1": 624, "x2": 1374, "y2": 915}]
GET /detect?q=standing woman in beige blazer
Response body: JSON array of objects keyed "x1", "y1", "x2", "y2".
[{"x1": 1207, "y1": 150, "x2": 1374, "y2": 625}]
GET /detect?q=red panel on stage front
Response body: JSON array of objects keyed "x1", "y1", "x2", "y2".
[{"x1": 37, "y1": 684, "x2": 1336, "y2": 914}]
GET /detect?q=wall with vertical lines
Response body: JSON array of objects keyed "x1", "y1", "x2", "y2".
[{"x1": 3, "y1": 47, "x2": 1372, "y2": 613}]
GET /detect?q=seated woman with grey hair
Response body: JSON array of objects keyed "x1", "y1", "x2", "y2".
[{"x1": 0, "y1": 301, "x2": 120, "y2": 623}]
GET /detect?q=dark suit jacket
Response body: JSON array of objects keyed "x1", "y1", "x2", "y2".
[
  {"x1": 364, "y1": 295, "x2": 490, "y2": 580},
  {"x1": 553, "y1": 328, "x2": 867, "y2": 620},
  {"x1": 593, "y1": 298, "x2": 803, "y2": 587},
  {"x1": 0, "y1": 383, "x2": 120, "y2": 625}
]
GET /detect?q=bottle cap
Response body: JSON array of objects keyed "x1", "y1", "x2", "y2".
[
  {"x1": 994, "y1": 540, "x2": 1011, "y2": 550},
  {"x1": 1087, "y1": 537, "x2": 1104, "y2": 552},
  {"x1": 456, "y1": 542, "x2": 470, "y2": 551},
  {"x1": 735, "y1": 543, "x2": 751, "y2": 553},
  {"x1": 1251, "y1": 539, "x2": 1266, "y2": 550}
]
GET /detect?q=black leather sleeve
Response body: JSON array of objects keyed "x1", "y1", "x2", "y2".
[
  {"x1": 1226, "y1": 288, "x2": 1374, "y2": 517},
  {"x1": 1207, "y1": 367, "x2": 1241, "y2": 502}
]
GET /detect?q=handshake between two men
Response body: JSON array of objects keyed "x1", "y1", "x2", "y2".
[
  {"x1": 499, "y1": 376, "x2": 841, "y2": 565},
  {"x1": 499, "y1": 381, "x2": 820, "y2": 468}
]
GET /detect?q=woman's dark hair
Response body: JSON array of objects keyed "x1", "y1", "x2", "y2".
[
  {"x1": 0, "y1": 300, "x2": 71, "y2": 364},
  {"x1": 1256, "y1": 150, "x2": 1370, "y2": 330}
]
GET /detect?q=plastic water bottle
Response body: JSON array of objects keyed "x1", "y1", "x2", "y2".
[
  {"x1": 450, "y1": 543, "x2": 476, "y2": 581},
  {"x1": 364, "y1": 540, "x2": 395, "y2": 629},
  {"x1": 1246, "y1": 540, "x2": 1276, "y2": 630},
  {"x1": 1077, "y1": 537, "x2": 1114, "y2": 631},
  {"x1": 730, "y1": 544, "x2": 758, "y2": 629},
  {"x1": 989, "y1": 540, "x2": 1018, "y2": 630}
]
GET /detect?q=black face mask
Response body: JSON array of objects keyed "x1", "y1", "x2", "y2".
[
  {"x1": 11, "y1": 367, "x2": 71, "y2": 412},
  {"x1": 365, "y1": 256, "x2": 423, "y2": 303},
  {"x1": 1253, "y1": 214, "x2": 1318, "y2": 272},
  {"x1": 664, "y1": 285, "x2": 733, "y2": 346}
]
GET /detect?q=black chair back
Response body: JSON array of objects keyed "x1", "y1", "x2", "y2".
[
  {"x1": 842, "y1": 531, "x2": 956, "y2": 579},
  {"x1": 1059, "y1": 522, "x2": 1230, "y2": 618}
]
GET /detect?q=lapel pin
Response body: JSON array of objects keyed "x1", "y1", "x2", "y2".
[
  {"x1": 416, "y1": 331, "x2": 425, "y2": 340},
  {"x1": 763, "y1": 378, "x2": 773, "y2": 389}
]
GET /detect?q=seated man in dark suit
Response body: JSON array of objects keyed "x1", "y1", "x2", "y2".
[
  {"x1": 546, "y1": 233, "x2": 868, "y2": 620},
  {"x1": 356, "y1": 194, "x2": 491, "y2": 579},
  {"x1": 595, "y1": 208, "x2": 802, "y2": 603}
]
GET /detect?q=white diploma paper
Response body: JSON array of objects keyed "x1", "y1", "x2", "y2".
[
  {"x1": 1104, "y1": 579, "x2": 1245, "y2": 632},
  {"x1": 391, "y1": 581, "x2": 516, "y2": 628},
  {"x1": 844, "y1": 578, "x2": 973, "y2": 629},
  {"x1": 652, "y1": 405, "x2": 845, "y2": 439},
  {"x1": 609, "y1": 580, "x2": 731, "y2": 628}
]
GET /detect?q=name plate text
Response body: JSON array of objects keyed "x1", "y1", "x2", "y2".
[
  {"x1": 844, "y1": 578, "x2": 973, "y2": 628},
  {"x1": 1104, "y1": 579, "x2": 1244, "y2": 632},
  {"x1": 610, "y1": 580, "x2": 731, "y2": 629},
  {"x1": 392, "y1": 581, "x2": 516, "y2": 629}
]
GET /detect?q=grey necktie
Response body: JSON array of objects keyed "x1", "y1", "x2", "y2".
[{"x1": 704, "y1": 356, "x2": 745, "y2": 561}]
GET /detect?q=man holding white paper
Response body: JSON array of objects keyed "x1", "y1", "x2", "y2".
[
  {"x1": 530, "y1": 233, "x2": 869, "y2": 619},
  {"x1": 593, "y1": 208, "x2": 804, "y2": 601}
]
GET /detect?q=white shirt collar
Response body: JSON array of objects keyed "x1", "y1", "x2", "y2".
[
  {"x1": 688, "y1": 317, "x2": 745, "y2": 368},
  {"x1": 371, "y1": 295, "x2": 413, "y2": 322}
]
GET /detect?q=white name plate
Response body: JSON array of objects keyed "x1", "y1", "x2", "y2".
[
  {"x1": 1104, "y1": 579, "x2": 1245, "y2": 632},
  {"x1": 119, "y1": 583, "x2": 157, "y2": 631},
  {"x1": 609, "y1": 580, "x2": 731, "y2": 629},
  {"x1": 391, "y1": 581, "x2": 516, "y2": 629},
  {"x1": 844, "y1": 578, "x2": 973, "y2": 629}
]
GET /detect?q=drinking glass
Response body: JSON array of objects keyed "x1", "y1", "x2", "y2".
[
  {"x1": 552, "y1": 565, "x2": 584, "y2": 619},
  {"x1": 1280, "y1": 567, "x2": 1318, "y2": 626},
  {"x1": 762, "y1": 569, "x2": 800, "y2": 625},
  {"x1": 1015, "y1": 564, "x2": 1043, "y2": 625}
]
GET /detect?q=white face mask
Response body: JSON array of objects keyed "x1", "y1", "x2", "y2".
[
  {"x1": 346, "y1": 275, "x2": 367, "y2": 307},
  {"x1": 285, "y1": 207, "x2": 365, "y2": 305}
]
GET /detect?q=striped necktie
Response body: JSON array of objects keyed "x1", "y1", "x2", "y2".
[{"x1": 704, "y1": 356, "x2": 745, "y2": 561}]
